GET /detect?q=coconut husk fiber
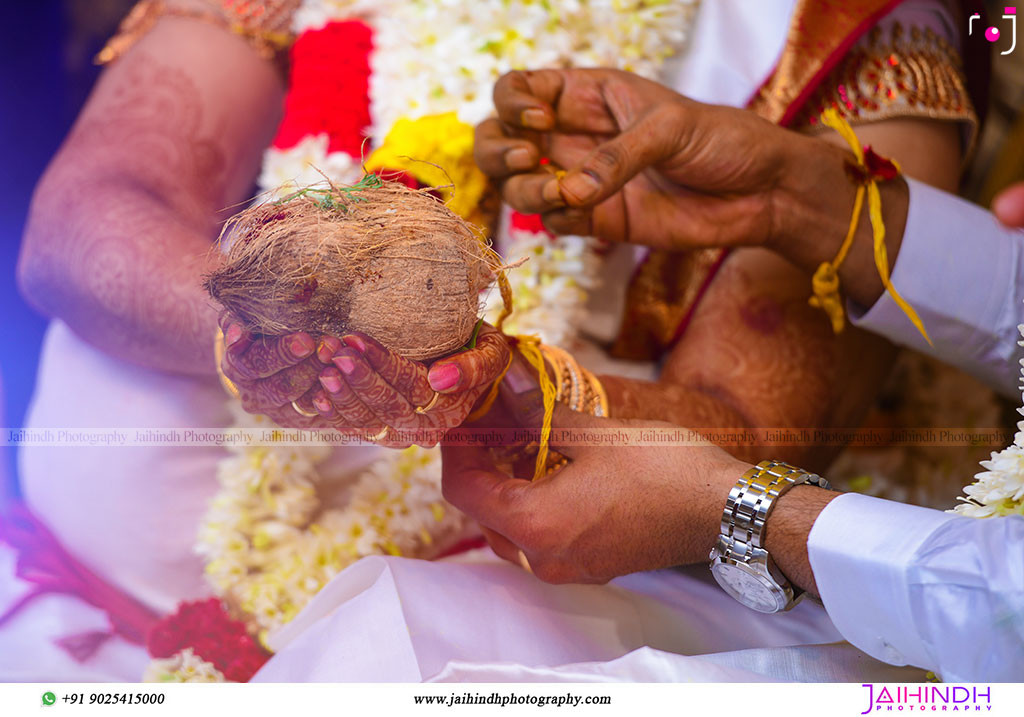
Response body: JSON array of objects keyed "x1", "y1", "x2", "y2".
[{"x1": 205, "y1": 176, "x2": 500, "y2": 360}]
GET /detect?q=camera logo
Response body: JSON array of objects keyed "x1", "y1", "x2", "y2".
[{"x1": 971, "y1": 7, "x2": 1017, "y2": 55}]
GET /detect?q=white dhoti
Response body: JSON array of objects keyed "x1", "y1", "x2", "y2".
[{"x1": 252, "y1": 551, "x2": 923, "y2": 682}]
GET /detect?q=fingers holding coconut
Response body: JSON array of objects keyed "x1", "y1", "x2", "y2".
[
  {"x1": 236, "y1": 355, "x2": 326, "y2": 414},
  {"x1": 219, "y1": 315, "x2": 255, "y2": 357},
  {"x1": 262, "y1": 388, "x2": 325, "y2": 430},
  {"x1": 428, "y1": 324, "x2": 511, "y2": 394},
  {"x1": 316, "y1": 335, "x2": 344, "y2": 364},
  {"x1": 222, "y1": 331, "x2": 316, "y2": 383},
  {"x1": 316, "y1": 365, "x2": 388, "y2": 434},
  {"x1": 342, "y1": 332, "x2": 434, "y2": 408},
  {"x1": 217, "y1": 320, "x2": 327, "y2": 417},
  {"x1": 334, "y1": 326, "x2": 512, "y2": 432},
  {"x1": 332, "y1": 348, "x2": 422, "y2": 431},
  {"x1": 335, "y1": 334, "x2": 461, "y2": 436}
]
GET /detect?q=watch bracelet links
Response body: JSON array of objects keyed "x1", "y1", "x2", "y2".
[{"x1": 720, "y1": 460, "x2": 831, "y2": 553}]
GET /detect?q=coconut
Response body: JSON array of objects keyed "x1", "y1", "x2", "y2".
[{"x1": 205, "y1": 176, "x2": 500, "y2": 360}]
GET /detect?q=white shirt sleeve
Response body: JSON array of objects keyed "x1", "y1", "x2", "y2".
[
  {"x1": 848, "y1": 178, "x2": 1024, "y2": 398},
  {"x1": 807, "y1": 492, "x2": 1024, "y2": 682}
]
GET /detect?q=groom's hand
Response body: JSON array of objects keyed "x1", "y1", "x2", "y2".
[
  {"x1": 475, "y1": 68, "x2": 799, "y2": 250},
  {"x1": 441, "y1": 406, "x2": 747, "y2": 584}
]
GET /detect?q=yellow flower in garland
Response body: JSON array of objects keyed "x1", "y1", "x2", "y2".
[{"x1": 366, "y1": 112, "x2": 490, "y2": 228}]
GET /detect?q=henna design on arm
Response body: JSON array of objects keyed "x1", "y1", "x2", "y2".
[
  {"x1": 602, "y1": 247, "x2": 896, "y2": 469},
  {"x1": 19, "y1": 20, "x2": 284, "y2": 375}
]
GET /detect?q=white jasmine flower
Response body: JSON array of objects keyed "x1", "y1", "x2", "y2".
[
  {"x1": 486, "y1": 230, "x2": 601, "y2": 347},
  {"x1": 954, "y1": 322, "x2": 1024, "y2": 517},
  {"x1": 144, "y1": 649, "x2": 225, "y2": 683},
  {"x1": 258, "y1": 135, "x2": 363, "y2": 198},
  {"x1": 368, "y1": 0, "x2": 698, "y2": 144}
]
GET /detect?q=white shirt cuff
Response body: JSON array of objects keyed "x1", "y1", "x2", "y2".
[
  {"x1": 848, "y1": 178, "x2": 1023, "y2": 397},
  {"x1": 807, "y1": 493, "x2": 955, "y2": 668}
]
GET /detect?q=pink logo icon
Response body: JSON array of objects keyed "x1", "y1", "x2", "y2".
[{"x1": 972, "y1": 8, "x2": 1018, "y2": 54}]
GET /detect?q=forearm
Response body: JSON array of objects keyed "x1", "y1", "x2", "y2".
[
  {"x1": 599, "y1": 244, "x2": 897, "y2": 471},
  {"x1": 20, "y1": 177, "x2": 223, "y2": 374},
  {"x1": 600, "y1": 376, "x2": 767, "y2": 464},
  {"x1": 761, "y1": 484, "x2": 838, "y2": 596},
  {"x1": 18, "y1": 15, "x2": 285, "y2": 374},
  {"x1": 769, "y1": 116, "x2": 963, "y2": 312}
]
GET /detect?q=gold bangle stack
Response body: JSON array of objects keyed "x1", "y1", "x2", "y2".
[
  {"x1": 96, "y1": 0, "x2": 299, "y2": 66},
  {"x1": 539, "y1": 344, "x2": 609, "y2": 418}
]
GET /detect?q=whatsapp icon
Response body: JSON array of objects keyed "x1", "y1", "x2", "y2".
[{"x1": 41, "y1": 692, "x2": 56, "y2": 706}]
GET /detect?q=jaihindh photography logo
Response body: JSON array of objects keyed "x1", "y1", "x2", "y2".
[{"x1": 860, "y1": 684, "x2": 993, "y2": 713}]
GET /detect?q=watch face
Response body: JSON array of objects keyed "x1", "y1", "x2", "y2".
[{"x1": 711, "y1": 561, "x2": 787, "y2": 613}]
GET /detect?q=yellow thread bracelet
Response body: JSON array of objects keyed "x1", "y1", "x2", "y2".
[
  {"x1": 813, "y1": 108, "x2": 932, "y2": 346},
  {"x1": 516, "y1": 336, "x2": 557, "y2": 481}
]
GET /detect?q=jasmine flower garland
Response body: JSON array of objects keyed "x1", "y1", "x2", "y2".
[{"x1": 954, "y1": 323, "x2": 1024, "y2": 518}]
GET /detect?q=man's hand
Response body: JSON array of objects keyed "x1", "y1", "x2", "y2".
[
  {"x1": 441, "y1": 406, "x2": 748, "y2": 584},
  {"x1": 475, "y1": 68, "x2": 798, "y2": 249}
]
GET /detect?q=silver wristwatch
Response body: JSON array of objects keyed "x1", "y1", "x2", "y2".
[{"x1": 709, "y1": 460, "x2": 830, "y2": 614}]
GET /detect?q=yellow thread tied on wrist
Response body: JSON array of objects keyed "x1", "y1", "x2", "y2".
[
  {"x1": 461, "y1": 256, "x2": 555, "y2": 480},
  {"x1": 463, "y1": 337, "x2": 555, "y2": 481},
  {"x1": 813, "y1": 108, "x2": 932, "y2": 346},
  {"x1": 516, "y1": 336, "x2": 558, "y2": 481},
  {"x1": 809, "y1": 182, "x2": 865, "y2": 334}
]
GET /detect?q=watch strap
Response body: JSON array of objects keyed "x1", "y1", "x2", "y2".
[{"x1": 721, "y1": 460, "x2": 830, "y2": 550}]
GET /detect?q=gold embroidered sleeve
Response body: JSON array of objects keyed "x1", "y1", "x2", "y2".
[
  {"x1": 96, "y1": 0, "x2": 301, "y2": 65},
  {"x1": 792, "y1": 23, "x2": 977, "y2": 148}
]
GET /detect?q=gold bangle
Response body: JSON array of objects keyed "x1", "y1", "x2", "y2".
[
  {"x1": 538, "y1": 345, "x2": 565, "y2": 402},
  {"x1": 582, "y1": 369, "x2": 609, "y2": 418},
  {"x1": 540, "y1": 345, "x2": 582, "y2": 411},
  {"x1": 538, "y1": 344, "x2": 608, "y2": 417},
  {"x1": 96, "y1": 0, "x2": 297, "y2": 66},
  {"x1": 213, "y1": 327, "x2": 241, "y2": 399}
]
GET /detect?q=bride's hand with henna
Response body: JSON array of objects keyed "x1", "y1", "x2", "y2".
[
  {"x1": 218, "y1": 313, "x2": 337, "y2": 430},
  {"x1": 220, "y1": 315, "x2": 512, "y2": 446},
  {"x1": 311, "y1": 324, "x2": 511, "y2": 447}
]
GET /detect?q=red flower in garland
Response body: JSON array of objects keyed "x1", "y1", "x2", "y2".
[
  {"x1": 509, "y1": 210, "x2": 553, "y2": 238},
  {"x1": 148, "y1": 599, "x2": 270, "y2": 682},
  {"x1": 273, "y1": 20, "x2": 374, "y2": 157}
]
